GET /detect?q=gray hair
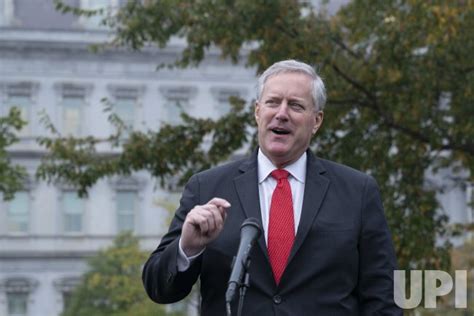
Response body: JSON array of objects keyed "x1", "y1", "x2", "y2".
[{"x1": 256, "y1": 59, "x2": 326, "y2": 111}]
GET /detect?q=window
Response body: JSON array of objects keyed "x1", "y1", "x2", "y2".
[
  {"x1": 79, "y1": 0, "x2": 119, "y2": 30},
  {"x1": 54, "y1": 277, "x2": 80, "y2": 313},
  {"x1": 62, "y1": 192, "x2": 84, "y2": 233},
  {"x1": 108, "y1": 86, "x2": 143, "y2": 136},
  {"x1": 6, "y1": 96, "x2": 30, "y2": 137},
  {"x1": 210, "y1": 87, "x2": 246, "y2": 116},
  {"x1": 166, "y1": 97, "x2": 188, "y2": 125},
  {"x1": 110, "y1": 176, "x2": 143, "y2": 233},
  {"x1": 62, "y1": 96, "x2": 83, "y2": 137},
  {"x1": 2, "y1": 83, "x2": 36, "y2": 137},
  {"x1": 7, "y1": 191, "x2": 30, "y2": 233},
  {"x1": 114, "y1": 96, "x2": 136, "y2": 129},
  {"x1": 116, "y1": 191, "x2": 137, "y2": 232},
  {"x1": 58, "y1": 84, "x2": 90, "y2": 137},
  {"x1": 160, "y1": 86, "x2": 197, "y2": 125},
  {"x1": 62, "y1": 291, "x2": 73, "y2": 311},
  {"x1": 2, "y1": 278, "x2": 38, "y2": 316},
  {"x1": 0, "y1": 0, "x2": 14, "y2": 27},
  {"x1": 7, "y1": 293, "x2": 27, "y2": 316}
]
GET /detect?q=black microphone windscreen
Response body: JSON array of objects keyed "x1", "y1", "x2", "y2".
[{"x1": 241, "y1": 217, "x2": 262, "y2": 235}]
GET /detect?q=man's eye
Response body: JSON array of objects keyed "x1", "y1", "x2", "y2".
[
  {"x1": 266, "y1": 100, "x2": 278, "y2": 106},
  {"x1": 290, "y1": 103, "x2": 305, "y2": 111}
]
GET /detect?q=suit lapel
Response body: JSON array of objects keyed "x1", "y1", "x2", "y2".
[
  {"x1": 286, "y1": 151, "x2": 330, "y2": 268},
  {"x1": 233, "y1": 153, "x2": 269, "y2": 261}
]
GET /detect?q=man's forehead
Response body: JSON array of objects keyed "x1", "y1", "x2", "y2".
[
  {"x1": 262, "y1": 75, "x2": 312, "y2": 97},
  {"x1": 267, "y1": 71, "x2": 312, "y2": 81},
  {"x1": 263, "y1": 91, "x2": 308, "y2": 101}
]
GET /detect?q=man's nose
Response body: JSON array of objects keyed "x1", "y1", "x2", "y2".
[{"x1": 275, "y1": 102, "x2": 289, "y2": 121}]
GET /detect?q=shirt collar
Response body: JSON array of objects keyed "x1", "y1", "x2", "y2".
[{"x1": 257, "y1": 149, "x2": 307, "y2": 184}]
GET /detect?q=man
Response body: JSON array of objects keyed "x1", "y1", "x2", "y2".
[{"x1": 143, "y1": 60, "x2": 401, "y2": 315}]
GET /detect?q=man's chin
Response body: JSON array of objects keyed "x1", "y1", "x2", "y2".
[
  {"x1": 264, "y1": 147, "x2": 293, "y2": 165},
  {"x1": 266, "y1": 145, "x2": 290, "y2": 157}
]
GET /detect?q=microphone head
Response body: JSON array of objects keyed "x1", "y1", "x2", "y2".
[{"x1": 241, "y1": 217, "x2": 262, "y2": 238}]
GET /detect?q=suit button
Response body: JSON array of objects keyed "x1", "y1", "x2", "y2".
[
  {"x1": 273, "y1": 295, "x2": 282, "y2": 304},
  {"x1": 167, "y1": 272, "x2": 173, "y2": 283}
]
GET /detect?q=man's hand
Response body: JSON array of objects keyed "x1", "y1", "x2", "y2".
[{"x1": 181, "y1": 197, "x2": 231, "y2": 257}]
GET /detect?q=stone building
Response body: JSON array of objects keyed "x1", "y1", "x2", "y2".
[{"x1": 0, "y1": 1, "x2": 254, "y2": 315}]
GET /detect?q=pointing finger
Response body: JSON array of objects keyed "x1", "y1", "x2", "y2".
[{"x1": 207, "y1": 197, "x2": 231, "y2": 209}]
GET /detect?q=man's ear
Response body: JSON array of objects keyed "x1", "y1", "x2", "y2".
[
  {"x1": 254, "y1": 101, "x2": 260, "y2": 122},
  {"x1": 312, "y1": 111, "x2": 324, "y2": 134}
]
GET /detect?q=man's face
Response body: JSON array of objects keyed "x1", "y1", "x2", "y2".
[{"x1": 255, "y1": 72, "x2": 323, "y2": 167}]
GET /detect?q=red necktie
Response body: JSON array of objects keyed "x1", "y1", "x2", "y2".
[{"x1": 268, "y1": 169, "x2": 295, "y2": 285}]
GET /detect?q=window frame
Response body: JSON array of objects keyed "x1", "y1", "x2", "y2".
[
  {"x1": 78, "y1": 0, "x2": 119, "y2": 30},
  {"x1": 159, "y1": 86, "x2": 197, "y2": 125},
  {"x1": 0, "y1": 82, "x2": 39, "y2": 139},
  {"x1": 1, "y1": 278, "x2": 38, "y2": 316},
  {"x1": 54, "y1": 83, "x2": 92, "y2": 138},
  {"x1": 0, "y1": 0, "x2": 15, "y2": 27},
  {"x1": 53, "y1": 277, "x2": 81, "y2": 313},
  {"x1": 60, "y1": 190, "x2": 85, "y2": 235},
  {"x1": 210, "y1": 87, "x2": 247, "y2": 116},
  {"x1": 109, "y1": 176, "x2": 144, "y2": 234},
  {"x1": 107, "y1": 85, "x2": 145, "y2": 136},
  {"x1": 6, "y1": 191, "x2": 31, "y2": 235},
  {"x1": 116, "y1": 190, "x2": 138, "y2": 233}
]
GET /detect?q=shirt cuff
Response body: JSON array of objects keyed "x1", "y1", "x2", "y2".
[{"x1": 177, "y1": 238, "x2": 205, "y2": 272}]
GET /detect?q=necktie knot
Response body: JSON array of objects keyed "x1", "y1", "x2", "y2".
[{"x1": 271, "y1": 169, "x2": 289, "y2": 181}]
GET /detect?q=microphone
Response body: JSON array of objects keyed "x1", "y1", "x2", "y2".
[{"x1": 225, "y1": 217, "x2": 262, "y2": 304}]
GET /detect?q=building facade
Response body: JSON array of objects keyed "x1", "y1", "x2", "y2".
[{"x1": 0, "y1": 1, "x2": 254, "y2": 315}]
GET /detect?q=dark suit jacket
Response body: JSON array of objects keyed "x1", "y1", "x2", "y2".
[{"x1": 143, "y1": 150, "x2": 402, "y2": 315}]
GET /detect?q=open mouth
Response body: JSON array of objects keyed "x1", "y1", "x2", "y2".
[{"x1": 271, "y1": 128, "x2": 291, "y2": 135}]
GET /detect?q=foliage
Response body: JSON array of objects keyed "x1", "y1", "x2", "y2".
[
  {"x1": 54, "y1": 0, "x2": 105, "y2": 18},
  {"x1": 0, "y1": 107, "x2": 27, "y2": 200},
  {"x1": 37, "y1": 97, "x2": 250, "y2": 197},
  {"x1": 45, "y1": 0, "x2": 474, "y2": 271},
  {"x1": 416, "y1": 239, "x2": 474, "y2": 314},
  {"x1": 449, "y1": 239, "x2": 474, "y2": 312},
  {"x1": 62, "y1": 232, "x2": 183, "y2": 316}
]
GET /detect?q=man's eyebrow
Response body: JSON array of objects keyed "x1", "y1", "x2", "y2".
[
  {"x1": 264, "y1": 93, "x2": 307, "y2": 102},
  {"x1": 288, "y1": 96, "x2": 308, "y2": 103},
  {"x1": 264, "y1": 93, "x2": 282, "y2": 98}
]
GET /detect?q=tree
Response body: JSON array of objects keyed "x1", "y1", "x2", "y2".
[
  {"x1": 415, "y1": 239, "x2": 474, "y2": 314},
  {"x1": 447, "y1": 240, "x2": 474, "y2": 313},
  {"x1": 62, "y1": 232, "x2": 184, "y2": 316},
  {"x1": 47, "y1": 0, "x2": 474, "y2": 271},
  {"x1": 0, "y1": 107, "x2": 27, "y2": 200}
]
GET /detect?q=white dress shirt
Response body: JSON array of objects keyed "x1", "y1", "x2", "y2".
[
  {"x1": 257, "y1": 149, "x2": 306, "y2": 243},
  {"x1": 177, "y1": 149, "x2": 307, "y2": 270}
]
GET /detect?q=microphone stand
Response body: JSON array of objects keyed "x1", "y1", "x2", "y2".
[
  {"x1": 226, "y1": 258, "x2": 251, "y2": 316},
  {"x1": 237, "y1": 268, "x2": 250, "y2": 316},
  {"x1": 225, "y1": 217, "x2": 261, "y2": 316}
]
